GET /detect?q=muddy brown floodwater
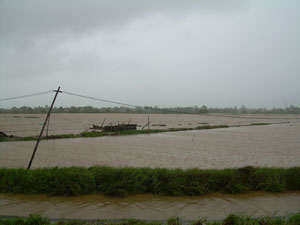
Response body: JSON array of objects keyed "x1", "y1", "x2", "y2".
[
  {"x1": 0, "y1": 119, "x2": 300, "y2": 169},
  {"x1": 1, "y1": 192, "x2": 300, "y2": 220},
  {"x1": 0, "y1": 113, "x2": 299, "y2": 136},
  {"x1": 0, "y1": 114, "x2": 300, "y2": 220}
]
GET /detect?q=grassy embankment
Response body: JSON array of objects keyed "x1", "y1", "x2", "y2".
[
  {"x1": 0, "y1": 166, "x2": 299, "y2": 197},
  {"x1": 1, "y1": 213, "x2": 300, "y2": 225},
  {"x1": 0, "y1": 125, "x2": 230, "y2": 142}
]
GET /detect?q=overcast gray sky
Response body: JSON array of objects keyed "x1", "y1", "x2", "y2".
[{"x1": 0, "y1": 0, "x2": 299, "y2": 109}]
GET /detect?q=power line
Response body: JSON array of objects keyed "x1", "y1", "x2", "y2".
[
  {"x1": 62, "y1": 91, "x2": 298, "y2": 120},
  {"x1": 61, "y1": 90, "x2": 196, "y2": 115},
  {"x1": 2, "y1": 89, "x2": 294, "y2": 120},
  {"x1": 0, "y1": 90, "x2": 54, "y2": 101},
  {"x1": 61, "y1": 91, "x2": 142, "y2": 109}
]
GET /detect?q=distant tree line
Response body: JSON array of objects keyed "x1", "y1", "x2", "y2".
[{"x1": 0, "y1": 105, "x2": 300, "y2": 114}]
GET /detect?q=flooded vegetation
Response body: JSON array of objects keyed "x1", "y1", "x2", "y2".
[
  {"x1": 0, "y1": 113, "x2": 298, "y2": 137},
  {"x1": 1, "y1": 117, "x2": 299, "y2": 169}
]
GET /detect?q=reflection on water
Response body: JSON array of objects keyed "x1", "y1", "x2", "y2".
[{"x1": 1, "y1": 192, "x2": 300, "y2": 220}]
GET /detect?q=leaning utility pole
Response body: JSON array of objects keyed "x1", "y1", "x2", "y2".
[{"x1": 27, "y1": 86, "x2": 61, "y2": 169}]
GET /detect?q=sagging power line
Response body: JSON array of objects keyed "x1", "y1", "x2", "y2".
[
  {"x1": 61, "y1": 90, "x2": 196, "y2": 115},
  {"x1": 61, "y1": 91, "x2": 142, "y2": 109},
  {"x1": 0, "y1": 91, "x2": 53, "y2": 101},
  {"x1": 3, "y1": 88, "x2": 293, "y2": 119},
  {"x1": 1, "y1": 88, "x2": 204, "y2": 115}
]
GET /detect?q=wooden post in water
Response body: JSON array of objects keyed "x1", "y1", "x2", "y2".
[
  {"x1": 148, "y1": 116, "x2": 150, "y2": 130},
  {"x1": 27, "y1": 86, "x2": 61, "y2": 170}
]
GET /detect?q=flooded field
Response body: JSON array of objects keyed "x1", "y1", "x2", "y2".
[
  {"x1": 0, "y1": 113, "x2": 299, "y2": 137},
  {"x1": 1, "y1": 117, "x2": 300, "y2": 169},
  {"x1": 1, "y1": 192, "x2": 300, "y2": 220},
  {"x1": 1, "y1": 113, "x2": 300, "y2": 220}
]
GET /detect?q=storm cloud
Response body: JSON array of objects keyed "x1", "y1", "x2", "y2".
[{"x1": 1, "y1": 0, "x2": 299, "y2": 108}]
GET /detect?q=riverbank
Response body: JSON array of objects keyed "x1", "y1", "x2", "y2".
[
  {"x1": 1, "y1": 213, "x2": 300, "y2": 225},
  {"x1": 1, "y1": 166, "x2": 299, "y2": 197}
]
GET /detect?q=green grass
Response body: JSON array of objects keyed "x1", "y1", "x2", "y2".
[
  {"x1": 0, "y1": 125, "x2": 229, "y2": 142},
  {"x1": 0, "y1": 166, "x2": 299, "y2": 197},
  {"x1": 1, "y1": 213, "x2": 300, "y2": 225}
]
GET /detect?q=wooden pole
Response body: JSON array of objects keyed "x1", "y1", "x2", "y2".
[
  {"x1": 46, "y1": 113, "x2": 50, "y2": 138},
  {"x1": 27, "y1": 86, "x2": 61, "y2": 170},
  {"x1": 101, "y1": 118, "x2": 106, "y2": 127},
  {"x1": 148, "y1": 116, "x2": 150, "y2": 130}
]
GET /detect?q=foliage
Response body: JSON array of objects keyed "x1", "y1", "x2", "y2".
[
  {"x1": 1, "y1": 104, "x2": 300, "y2": 114},
  {"x1": 0, "y1": 167, "x2": 299, "y2": 197},
  {"x1": 1, "y1": 213, "x2": 300, "y2": 225}
]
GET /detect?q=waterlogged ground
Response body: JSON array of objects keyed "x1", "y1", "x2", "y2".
[
  {"x1": 1, "y1": 114, "x2": 300, "y2": 220},
  {"x1": 0, "y1": 119, "x2": 300, "y2": 169},
  {"x1": 1, "y1": 192, "x2": 300, "y2": 220},
  {"x1": 0, "y1": 113, "x2": 299, "y2": 137}
]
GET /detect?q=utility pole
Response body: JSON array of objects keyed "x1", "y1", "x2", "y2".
[
  {"x1": 46, "y1": 113, "x2": 50, "y2": 138},
  {"x1": 27, "y1": 86, "x2": 61, "y2": 169}
]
